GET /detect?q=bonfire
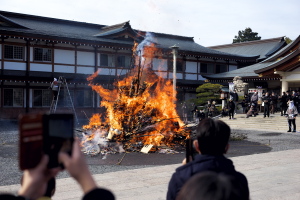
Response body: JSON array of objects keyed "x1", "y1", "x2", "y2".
[{"x1": 81, "y1": 34, "x2": 191, "y2": 155}]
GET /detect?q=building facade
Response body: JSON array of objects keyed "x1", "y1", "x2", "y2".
[
  {"x1": 0, "y1": 11, "x2": 258, "y2": 119},
  {"x1": 205, "y1": 36, "x2": 300, "y2": 95}
]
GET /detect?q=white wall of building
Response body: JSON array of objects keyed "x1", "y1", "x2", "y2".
[
  {"x1": 54, "y1": 65, "x2": 75, "y2": 73},
  {"x1": 77, "y1": 66, "x2": 95, "y2": 74},
  {"x1": 77, "y1": 51, "x2": 94, "y2": 66},
  {"x1": 152, "y1": 58, "x2": 167, "y2": 71},
  {"x1": 117, "y1": 69, "x2": 129, "y2": 76},
  {"x1": 155, "y1": 71, "x2": 168, "y2": 78},
  {"x1": 54, "y1": 49, "x2": 75, "y2": 64},
  {"x1": 98, "y1": 68, "x2": 116, "y2": 75},
  {"x1": 4, "y1": 62, "x2": 26, "y2": 70},
  {"x1": 185, "y1": 74, "x2": 197, "y2": 80},
  {"x1": 186, "y1": 61, "x2": 197, "y2": 73},
  {"x1": 198, "y1": 75, "x2": 205, "y2": 81},
  {"x1": 30, "y1": 63, "x2": 52, "y2": 72},
  {"x1": 285, "y1": 73, "x2": 300, "y2": 80},
  {"x1": 169, "y1": 72, "x2": 183, "y2": 79}
]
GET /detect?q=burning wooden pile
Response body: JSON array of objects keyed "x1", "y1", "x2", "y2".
[{"x1": 81, "y1": 37, "x2": 191, "y2": 155}]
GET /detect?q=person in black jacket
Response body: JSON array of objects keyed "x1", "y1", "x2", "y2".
[
  {"x1": 227, "y1": 98, "x2": 236, "y2": 119},
  {"x1": 263, "y1": 92, "x2": 271, "y2": 118},
  {"x1": 166, "y1": 118, "x2": 249, "y2": 200},
  {"x1": 279, "y1": 92, "x2": 288, "y2": 116},
  {"x1": 0, "y1": 139, "x2": 115, "y2": 200}
]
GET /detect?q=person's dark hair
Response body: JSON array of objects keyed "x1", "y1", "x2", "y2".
[
  {"x1": 196, "y1": 118, "x2": 230, "y2": 155},
  {"x1": 176, "y1": 171, "x2": 249, "y2": 200}
]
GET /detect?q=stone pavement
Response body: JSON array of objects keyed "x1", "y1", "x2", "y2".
[{"x1": 1, "y1": 149, "x2": 300, "y2": 200}]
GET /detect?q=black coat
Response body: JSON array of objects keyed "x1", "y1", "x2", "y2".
[
  {"x1": 262, "y1": 95, "x2": 271, "y2": 105},
  {"x1": 227, "y1": 101, "x2": 236, "y2": 112},
  {"x1": 166, "y1": 154, "x2": 249, "y2": 200}
]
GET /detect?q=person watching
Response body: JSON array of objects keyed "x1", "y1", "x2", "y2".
[
  {"x1": 176, "y1": 171, "x2": 249, "y2": 200},
  {"x1": 166, "y1": 118, "x2": 249, "y2": 200}
]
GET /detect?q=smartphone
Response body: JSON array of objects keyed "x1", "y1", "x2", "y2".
[
  {"x1": 185, "y1": 138, "x2": 196, "y2": 163},
  {"x1": 19, "y1": 113, "x2": 44, "y2": 170},
  {"x1": 43, "y1": 113, "x2": 74, "y2": 168}
]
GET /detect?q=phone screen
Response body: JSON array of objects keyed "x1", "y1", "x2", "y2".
[
  {"x1": 48, "y1": 118, "x2": 73, "y2": 138},
  {"x1": 43, "y1": 114, "x2": 74, "y2": 168}
]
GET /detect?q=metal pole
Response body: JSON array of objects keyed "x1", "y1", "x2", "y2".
[{"x1": 170, "y1": 45, "x2": 179, "y2": 100}]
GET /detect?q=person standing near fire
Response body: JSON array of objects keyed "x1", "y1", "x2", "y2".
[
  {"x1": 50, "y1": 78, "x2": 61, "y2": 100},
  {"x1": 279, "y1": 92, "x2": 288, "y2": 116},
  {"x1": 262, "y1": 92, "x2": 271, "y2": 118},
  {"x1": 227, "y1": 97, "x2": 236, "y2": 120},
  {"x1": 286, "y1": 100, "x2": 298, "y2": 132}
]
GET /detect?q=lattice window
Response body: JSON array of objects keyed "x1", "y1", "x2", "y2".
[
  {"x1": 116, "y1": 55, "x2": 131, "y2": 68},
  {"x1": 100, "y1": 54, "x2": 108, "y2": 66},
  {"x1": 34, "y1": 48, "x2": 52, "y2": 61},
  {"x1": 3, "y1": 88, "x2": 24, "y2": 107},
  {"x1": 33, "y1": 89, "x2": 52, "y2": 107},
  {"x1": 76, "y1": 90, "x2": 93, "y2": 107},
  {"x1": 55, "y1": 89, "x2": 75, "y2": 107},
  {"x1": 100, "y1": 54, "x2": 115, "y2": 67},
  {"x1": 4, "y1": 45, "x2": 24, "y2": 60}
]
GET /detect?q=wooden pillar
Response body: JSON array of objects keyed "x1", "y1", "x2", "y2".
[
  {"x1": 25, "y1": 40, "x2": 30, "y2": 113},
  {"x1": 282, "y1": 80, "x2": 288, "y2": 94},
  {"x1": 94, "y1": 47, "x2": 98, "y2": 111},
  {"x1": 1, "y1": 36, "x2": 4, "y2": 108}
]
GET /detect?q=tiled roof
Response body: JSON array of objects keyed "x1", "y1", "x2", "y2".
[
  {"x1": 207, "y1": 37, "x2": 286, "y2": 60},
  {"x1": 204, "y1": 35, "x2": 300, "y2": 79},
  {"x1": 0, "y1": 10, "x2": 258, "y2": 61},
  {"x1": 154, "y1": 35, "x2": 258, "y2": 60}
]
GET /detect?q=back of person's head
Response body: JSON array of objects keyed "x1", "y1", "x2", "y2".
[
  {"x1": 176, "y1": 171, "x2": 249, "y2": 200},
  {"x1": 196, "y1": 118, "x2": 230, "y2": 155}
]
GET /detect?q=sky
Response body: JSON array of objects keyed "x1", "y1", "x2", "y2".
[{"x1": 1, "y1": 0, "x2": 300, "y2": 47}]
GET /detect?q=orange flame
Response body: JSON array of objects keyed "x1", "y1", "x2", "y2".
[{"x1": 83, "y1": 39, "x2": 188, "y2": 150}]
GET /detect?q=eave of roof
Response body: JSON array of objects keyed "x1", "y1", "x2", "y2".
[
  {"x1": 204, "y1": 35, "x2": 300, "y2": 80},
  {"x1": 0, "y1": 10, "x2": 260, "y2": 62},
  {"x1": 0, "y1": 13, "x2": 29, "y2": 29},
  {"x1": 255, "y1": 47, "x2": 300, "y2": 74}
]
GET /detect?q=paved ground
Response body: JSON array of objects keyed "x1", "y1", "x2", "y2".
[
  {"x1": 1, "y1": 149, "x2": 300, "y2": 200},
  {"x1": 1, "y1": 119, "x2": 300, "y2": 199}
]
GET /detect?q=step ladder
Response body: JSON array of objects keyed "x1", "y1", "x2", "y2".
[{"x1": 50, "y1": 76, "x2": 79, "y2": 124}]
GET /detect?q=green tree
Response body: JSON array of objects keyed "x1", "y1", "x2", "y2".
[
  {"x1": 233, "y1": 27, "x2": 261, "y2": 43},
  {"x1": 194, "y1": 83, "x2": 223, "y2": 106}
]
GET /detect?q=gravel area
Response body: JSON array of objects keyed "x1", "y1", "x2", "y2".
[{"x1": 1, "y1": 119, "x2": 300, "y2": 186}]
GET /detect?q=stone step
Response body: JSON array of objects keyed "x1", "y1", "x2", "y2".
[{"x1": 218, "y1": 113, "x2": 299, "y2": 131}]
